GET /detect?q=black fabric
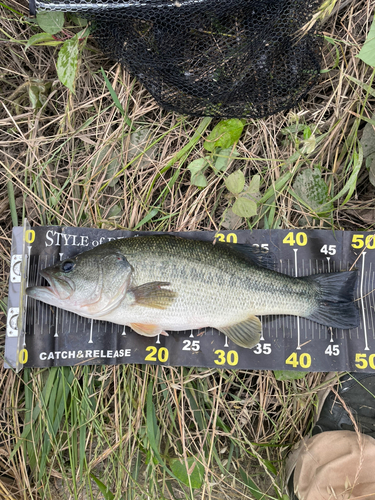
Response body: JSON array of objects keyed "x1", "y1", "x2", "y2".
[
  {"x1": 288, "y1": 471, "x2": 299, "y2": 500},
  {"x1": 312, "y1": 373, "x2": 375, "y2": 438},
  {"x1": 29, "y1": 0, "x2": 36, "y2": 16},
  {"x1": 34, "y1": 0, "x2": 323, "y2": 117}
]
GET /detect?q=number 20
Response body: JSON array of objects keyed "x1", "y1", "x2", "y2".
[{"x1": 145, "y1": 346, "x2": 169, "y2": 363}]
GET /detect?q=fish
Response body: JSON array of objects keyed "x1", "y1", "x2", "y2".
[{"x1": 26, "y1": 235, "x2": 360, "y2": 349}]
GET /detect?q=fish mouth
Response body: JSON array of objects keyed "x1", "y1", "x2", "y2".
[{"x1": 26, "y1": 269, "x2": 75, "y2": 303}]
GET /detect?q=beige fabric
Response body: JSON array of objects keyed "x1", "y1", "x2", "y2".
[{"x1": 292, "y1": 431, "x2": 375, "y2": 500}]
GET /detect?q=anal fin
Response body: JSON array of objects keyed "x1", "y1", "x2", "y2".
[
  {"x1": 218, "y1": 315, "x2": 262, "y2": 349},
  {"x1": 130, "y1": 323, "x2": 168, "y2": 337}
]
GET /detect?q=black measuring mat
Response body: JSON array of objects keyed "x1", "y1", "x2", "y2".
[{"x1": 5, "y1": 227, "x2": 375, "y2": 373}]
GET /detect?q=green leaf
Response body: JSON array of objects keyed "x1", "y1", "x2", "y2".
[
  {"x1": 187, "y1": 158, "x2": 208, "y2": 187},
  {"x1": 68, "y1": 13, "x2": 88, "y2": 27},
  {"x1": 170, "y1": 457, "x2": 205, "y2": 489},
  {"x1": 26, "y1": 32, "x2": 56, "y2": 49},
  {"x1": 300, "y1": 134, "x2": 317, "y2": 155},
  {"x1": 361, "y1": 114, "x2": 375, "y2": 187},
  {"x1": 192, "y1": 172, "x2": 208, "y2": 188},
  {"x1": 225, "y1": 174, "x2": 260, "y2": 221},
  {"x1": 357, "y1": 15, "x2": 375, "y2": 67},
  {"x1": 27, "y1": 80, "x2": 50, "y2": 110},
  {"x1": 274, "y1": 370, "x2": 307, "y2": 381},
  {"x1": 214, "y1": 147, "x2": 238, "y2": 172},
  {"x1": 36, "y1": 11, "x2": 64, "y2": 35},
  {"x1": 225, "y1": 170, "x2": 245, "y2": 195},
  {"x1": 106, "y1": 161, "x2": 120, "y2": 187},
  {"x1": 303, "y1": 126, "x2": 312, "y2": 140},
  {"x1": 204, "y1": 119, "x2": 244, "y2": 152},
  {"x1": 367, "y1": 152, "x2": 375, "y2": 187},
  {"x1": 92, "y1": 146, "x2": 120, "y2": 187},
  {"x1": 56, "y1": 34, "x2": 79, "y2": 93},
  {"x1": 281, "y1": 123, "x2": 307, "y2": 136},
  {"x1": 293, "y1": 168, "x2": 333, "y2": 213},
  {"x1": 221, "y1": 208, "x2": 241, "y2": 230},
  {"x1": 106, "y1": 155, "x2": 120, "y2": 187},
  {"x1": 360, "y1": 113, "x2": 375, "y2": 158},
  {"x1": 247, "y1": 174, "x2": 260, "y2": 196},
  {"x1": 127, "y1": 127, "x2": 157, "y2": 166},
  {"x1": 90, "y1": 473, "x2": 115, "y2": 500},
  {"x1": 232, "y1": 197, "x2": 257, "y2": 218},
  {"x1": 28, "y1": 85, "x2": 40, "y2": 109},
  {"x1": 91, "y1": 146, "x2": 109, "y2": 168},
  {"x1": 187, "y1": 158, "x2": 207, "y2": 174},
  {"x1": 107, "y1": 204, "x2": 122, "y2": 218},
  {"x1": 238, "y1": 468, "x2": 264, "y2": 500}
]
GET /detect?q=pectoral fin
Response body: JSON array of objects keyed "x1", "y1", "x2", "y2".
[
  {"x1": 129, "y1": 281, "x2": 177, "y2": 309},
  {"x1": 130, "y1": 323, "x2": 168, "y2": 337},
  {"x1": 218, "y1": 316, "x2": 262, "y2": 349}
]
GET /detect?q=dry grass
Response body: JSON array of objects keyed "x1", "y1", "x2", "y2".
[{"x1": 1, "y1": 0, "x2": 375, "y2": 498}]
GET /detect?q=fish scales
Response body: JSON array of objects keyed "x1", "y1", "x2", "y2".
[
  {"x1": 26, "y1": 235, "x2": 360, "y2": 349},
  {"x1": 115, "y1": 237, "x2": 312, "y2": 321}
]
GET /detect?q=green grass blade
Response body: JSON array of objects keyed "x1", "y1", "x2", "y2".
[
  {"x1": 133, "y1": 207, "x2": 159, "y2": 230},
  {"x1": 239, "y1": 468, "x2": 267, "y2": 500},
  {"x1": 146, "y1": 383, "x2": 180, "y2": 482},
  {"x1": 100, "y1": 67, "x2": 133, "y2": 129},
  {"x1": 6, "y1": 177, "x2": 17, "y2": 227},
  {"x1": 0, "y1": 1, "x2": 23, "y2": 14},
  {"x1": 90, "y1": 473, "x2": 115, "y2": 500}
]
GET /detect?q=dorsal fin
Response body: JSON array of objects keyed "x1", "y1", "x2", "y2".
[{"x1": 218, "y1": 242, "x2": 277, "y2": 271}]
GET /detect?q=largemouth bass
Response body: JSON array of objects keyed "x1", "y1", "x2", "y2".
[{"x1": 26, "y1": 235, "x2": 359, "y2": 349}]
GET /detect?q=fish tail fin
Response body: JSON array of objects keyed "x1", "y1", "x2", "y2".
[{"x1": 303, "y1": 270, "x2": 359, "y2": 330}]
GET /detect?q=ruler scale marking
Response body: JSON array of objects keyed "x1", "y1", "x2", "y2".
[
  {"x1": 370, "y1": 265, "x2": 375, "y2": 339},
  {"x1": 360, "y1": 253, "x2": 369, "y2": 350},
  {"x1": 8, "y1": 227, "x2": 375, "y2": 371},
  {"x1": 294, "y1": 249, "x2": 301, "y2": 350}
]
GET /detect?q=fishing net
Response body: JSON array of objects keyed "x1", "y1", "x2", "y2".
[{"x1": 30, "y1": 0, "x2": 323, "y2": 118}]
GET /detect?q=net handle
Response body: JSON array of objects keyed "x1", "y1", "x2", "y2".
[{"x1": 30, "y1": 0, "x2": 209, "y2": 15}]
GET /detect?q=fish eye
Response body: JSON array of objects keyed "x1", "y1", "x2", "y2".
[{"x1": 61, "y1": 260, "x2": 75, "y2": 273}]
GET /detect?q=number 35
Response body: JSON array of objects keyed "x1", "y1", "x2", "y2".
[{"x1": 253, "y1": 343, "x2": 272, "y2": 355}]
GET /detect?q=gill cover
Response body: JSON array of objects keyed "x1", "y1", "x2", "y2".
[{"x1": 73, "y1": 251, "x2": 133, "y2": 316}]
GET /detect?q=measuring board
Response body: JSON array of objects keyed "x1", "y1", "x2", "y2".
[{"x1": 5, "y1": 222, "x2": 375, "y2": 373}]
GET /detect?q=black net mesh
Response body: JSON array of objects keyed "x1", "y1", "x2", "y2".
[{"x1": 32, "y1": 0, "x2": 323, "y2": 118}]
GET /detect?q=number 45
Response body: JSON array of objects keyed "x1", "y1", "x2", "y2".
[
  {"x1": 320, "y1": 245, "x2": 336, "y2": 256},
  {"x1": 325, "y1": 345, "x2": 340, "y2": 356}
]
